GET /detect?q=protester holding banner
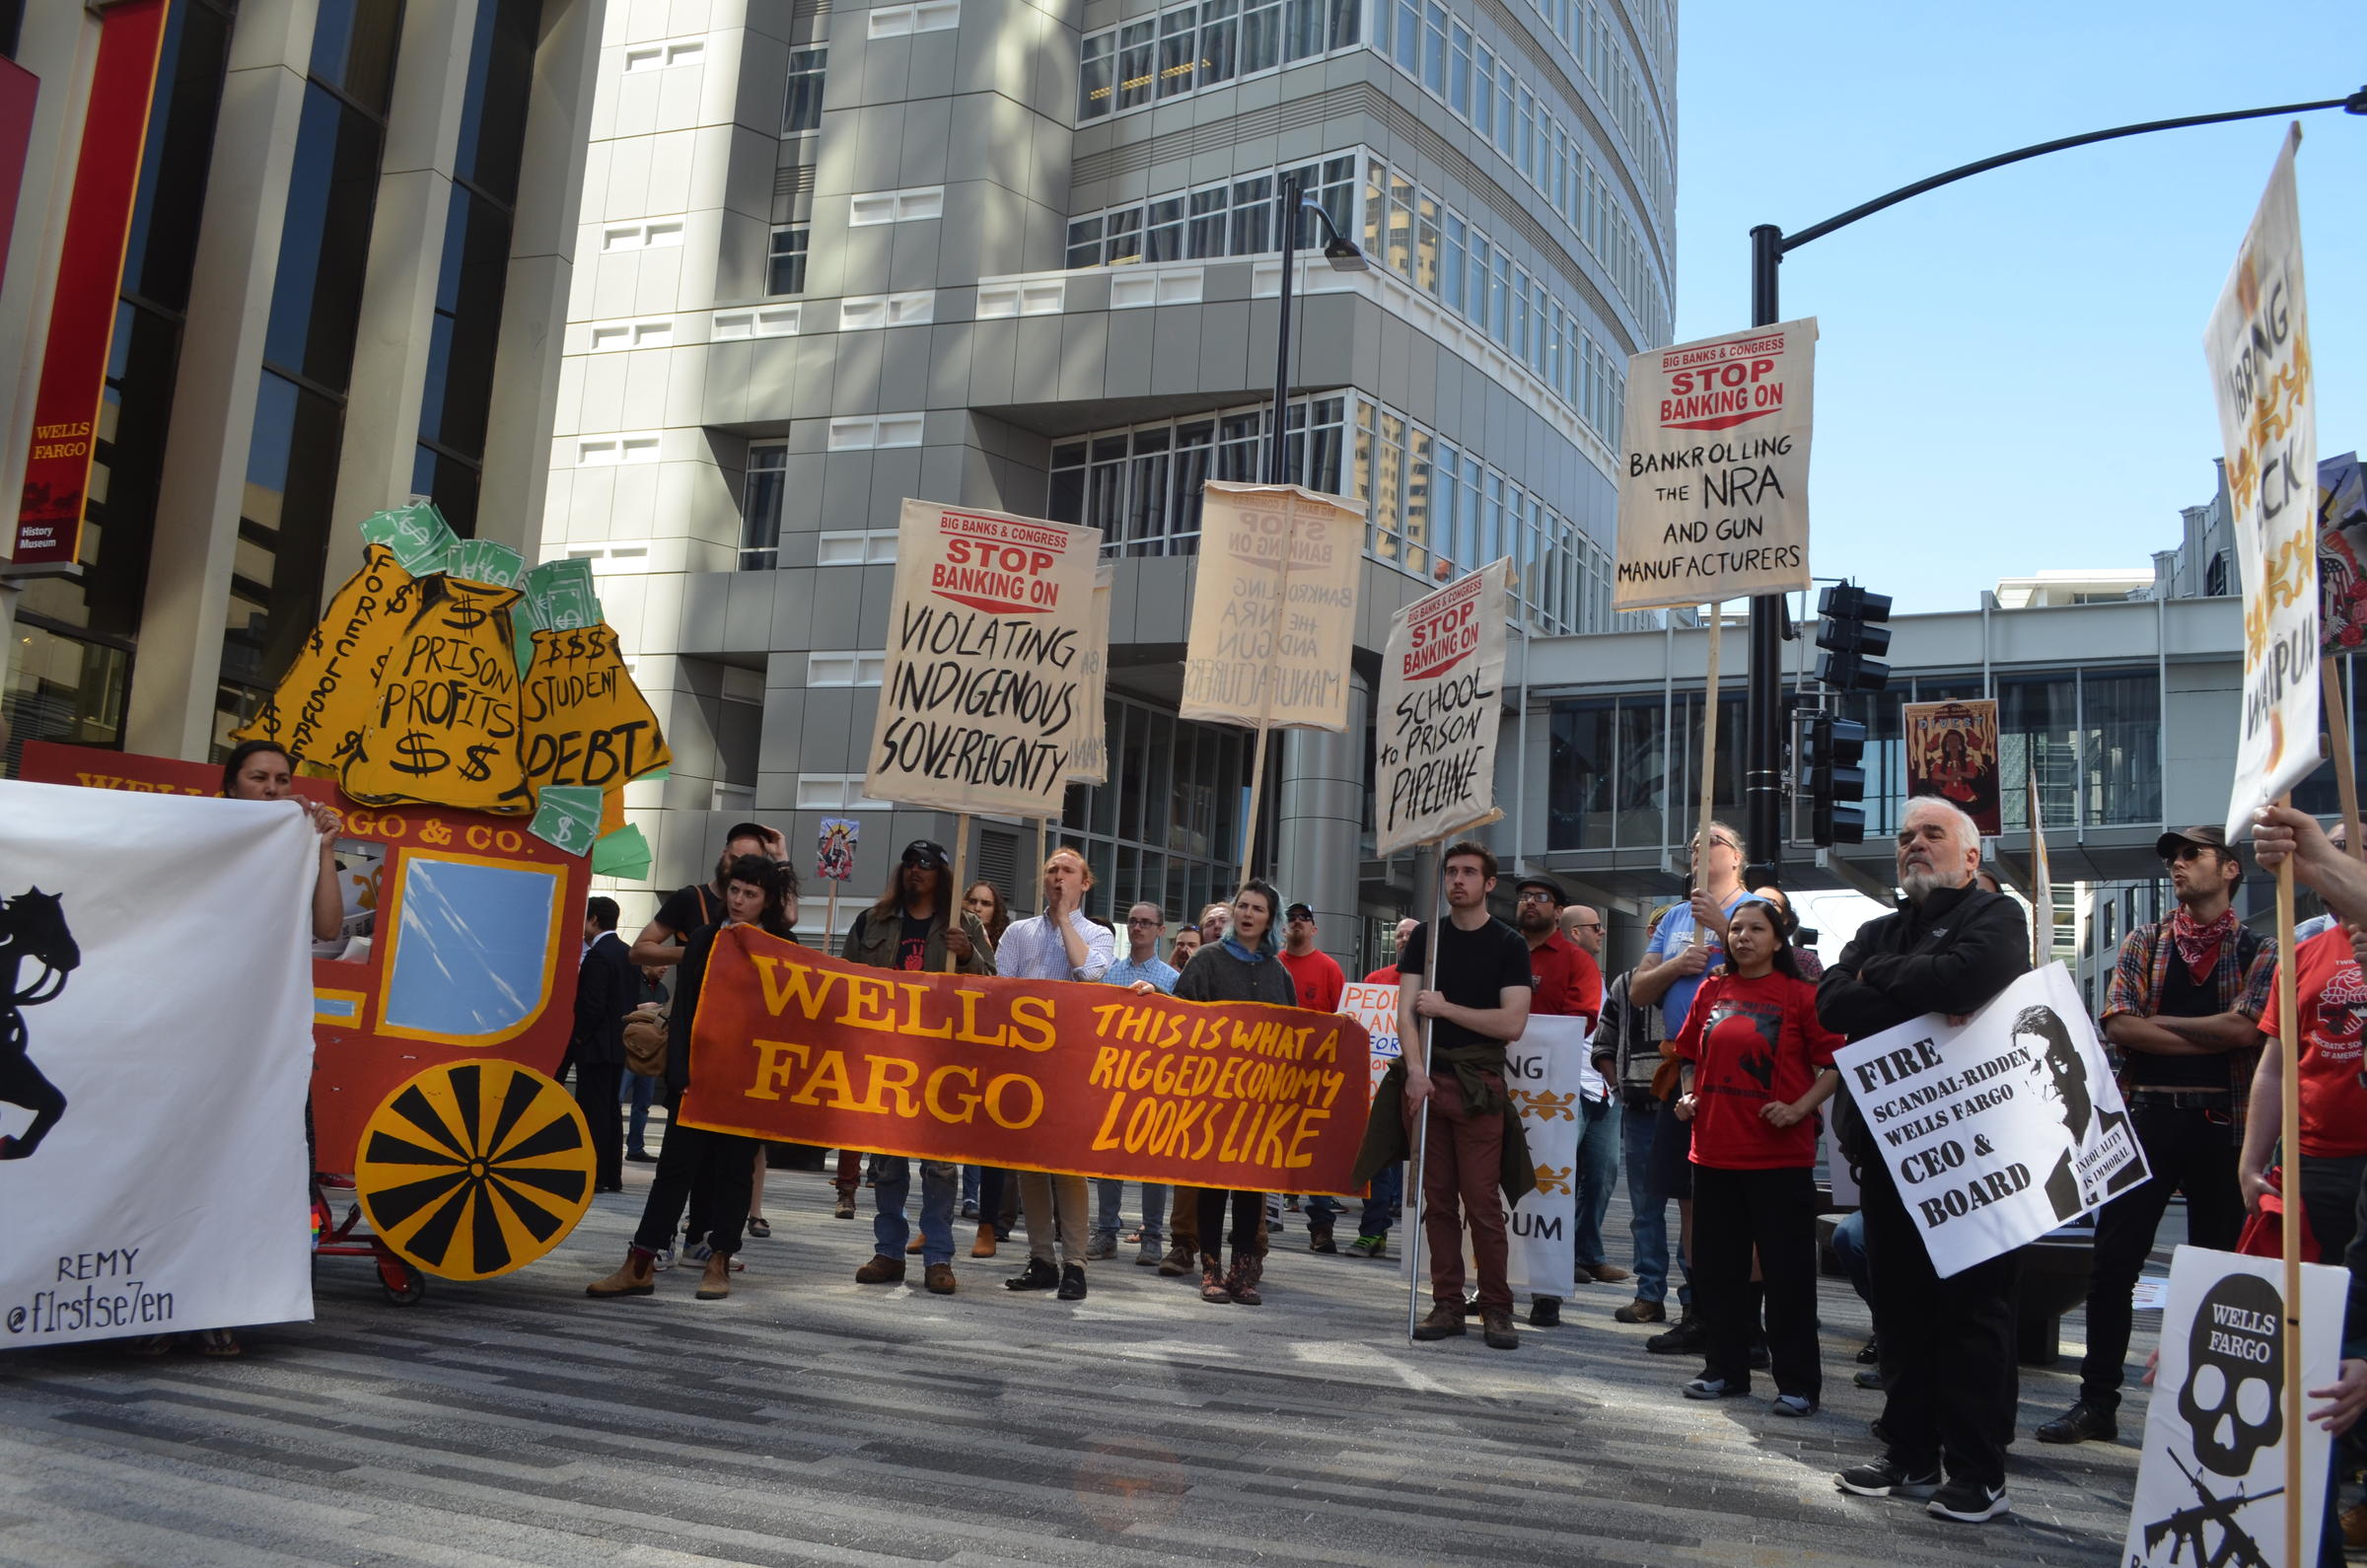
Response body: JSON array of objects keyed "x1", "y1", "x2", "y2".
[
  {"x1": 1823, "y1": 799, "x2": 2029, "y2": 1524},
  {"x1": 1097, "y1": 902, "x2": 1181, "y2": 1266},
  {"x1": 838, "y1": 840, "x2": 996, "y2": 1295},
  {"x1": 590, "y1": 856, "x2": 797, "y2": 1304},
  {"x1": 2038, "y1": 824, "x2": 2269, "y2": 1449},
  {"x1": 629, "y1": 822, "x2": 787, "y2": 968},
  {"x1": 1511, "y1": 875, "x2": 1613, "y2": 1327},
  {"x1": 1355, "y1": 842, "x2": 1535, "y2": 1349},
  {"x1": 223, "y1": 739, "x2": 349, "y2": 947},
  {"x1": 1670, "y1": 899, "x2": 1842, "y2": 1415},
  {"x1": 1173, "y1": 880, "x2": 1297, "y2": 1306},
  {"x1": 995, "y1": 848, "x2": 1112, "y2": 1302}
]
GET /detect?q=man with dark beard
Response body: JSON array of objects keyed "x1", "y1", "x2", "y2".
[{"x1": 1823, "y1": 797, "x2": 2029, "y2": 1526}]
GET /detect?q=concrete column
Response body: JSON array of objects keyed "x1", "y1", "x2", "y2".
[
  {"x1": 120, "y1": 0, "x2": 317, "y2": 759},
  {"x1": 321, "y1": 0, "x2": 480, "y2": 583},
  {"x1": 1276, "y1": 668, "x2": 1368, "y2": 972},
  {"x1": 473, "y1": 0, "x2": 603, "y2": 560}
]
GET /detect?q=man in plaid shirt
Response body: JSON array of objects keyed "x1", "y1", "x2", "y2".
[{"x1": 2037, "y1": 823, "x2": 2271, "y2": 1447}]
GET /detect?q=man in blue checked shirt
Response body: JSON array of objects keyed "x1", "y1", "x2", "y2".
[{"x1": 1095, "y1": 900, "x2": 1182, "y2": 1266}]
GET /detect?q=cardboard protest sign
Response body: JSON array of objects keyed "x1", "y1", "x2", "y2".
[
  {"x1": 863, "y1": 500, "x2": 1102, "y2": 818},
  {"x1": 1501, "y1": 1014, "x2": 1588, "y2": 1296},
  {"x1": 1614, "y1": 319, "x2": 1817, "y2": 611},
  {"x1": 2121, "y1": 1245, "x2": 2344, "y2": 1568},
  {"x1": 1339, "y1": 980, "x2": 1401, "y2": 1103},
  {"x1": 678, "y1": 925, "x2": 1371, "y2": 1193},
  {"x1": 231, "y1": 544, "x2": 415, "y2": 766},
  {"x1": 1180, "y1": 481, "x2": 1364, "y2": 733},
  {"x1": 1903, "y1": 699, "x2": 2002, "y2": 837},
  {"x1": 1833, "y1": 962, "x2": 2148, "y2": 1278},
  {"x1": 342, "y1": 577, "x2": 530, "y2": 814},
  {"x1": 1375, "y1": 558, "x2": 1509, "y2": 857},
  {"x1": 0, "y1": 782, "x2": 315, "y2": 1346},
  {"x1": 509, "y1": 623, "x2": 671, "y2": 808},
  {"x1": 1068, "y1": 562, "x2": 1114, "y2": 784},
  {"x1": 2207, "y1": 128, "x2": 2318, "y2": 838}
]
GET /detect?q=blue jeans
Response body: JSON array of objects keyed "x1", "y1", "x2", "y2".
[
  {"x1": 619, "y1": 1071, "x2": 658, "y2": 1154},
  {"x1": 1358, "y1": 1163, "x2": 1402, "y2": 1237},
  {"x1": 962, "y1": 1165, "x2": 981, "y2": 1211},
  {"x1": 1572, "y1": 1094, "x2": 1622, "y2": 1269},
  {"x1": 1829, "y1": 1208, "x2": 1871, "y2": 1306},
  {"x1": 872, "y1": 1157, "x2": 959, "y2": 1266},
  {"x1": 1622, "y1": 1100, "x2": 1691, "y2": 1307},
  {"x1": 1092, "y1": 1179, "x2": 1168, "y2": 1246}
]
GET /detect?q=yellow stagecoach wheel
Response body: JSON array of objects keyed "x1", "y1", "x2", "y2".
[{"x1": 355, "y1": 1060, "x2": 595, "y2": 1281}]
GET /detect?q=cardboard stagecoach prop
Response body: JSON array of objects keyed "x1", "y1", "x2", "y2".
[{"x1": 20, "y1": 504, "x2": 670, "y2": 1306}]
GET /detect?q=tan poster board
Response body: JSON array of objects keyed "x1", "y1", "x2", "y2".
[
  {"x1": 1614, "y1": 318, "x2": 1817, "y2": 612},
  {"x1": 864, "y1": 500, "x2": 1103, "y2": 818},
  {"x1": 1374, "y1": 558, "x2": 1509, "y2": 858},
  {"x1": 1179, "y1": 480, "x2": 1364, "y2": 733},
  {"x1": 1068, "y1": 561, "x2": 1114, "y2": 785}
]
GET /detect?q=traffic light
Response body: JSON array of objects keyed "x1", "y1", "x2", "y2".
[
  {"x1": 1815, "y1": 583, "x2": 1893, "y2": 691},
  {"x1": 1805, "y1": 712, "x2": 1868, "y2": 846}
]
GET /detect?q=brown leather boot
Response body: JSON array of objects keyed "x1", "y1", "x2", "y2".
[
  {"x1": 1411, "y1": 1301, "x2": 1467, "y2": 1340},
  {"x1": 587, "y1": 1248, "x2": 656, "y2": 1298},
  {"x1": 855, "y1": 1253, "x2": 906, "y2": 1284},
  {"x1": 1480, "y1": 1308, "x2": 1520, "y2": 1349},
  {"x1": 905, "y1": 1232, "x2": 925, "y2": 1253},
  {"x1": 694, "y1": 1251, "x2": 731, "y2": 1300},
  {"x1": 1229, "y1": 1248, "x2": 1263, "y2": 1306},
  {"x1": 970, "y1": 1223, "x2": 997, "y2": 1258},
  {"x1": 924, "y1": 1263, "x2": 958, "y2": 1295}
]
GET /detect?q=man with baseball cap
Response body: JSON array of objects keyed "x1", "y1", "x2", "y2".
[
  {"x1": 1277, "y1": 901, "x2": 1349, "y2": 1247},
  {"x1": 1512, "y1": 874, "x2": 1617, "y2": 1325},
  {"x1": 2038, "y1": 822, "x2": 2272, "y2": 1447}
]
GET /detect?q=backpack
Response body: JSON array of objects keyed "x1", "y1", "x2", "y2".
[{"x1": 622, "y1": 1007, "x2": 668, "y2": 1077}]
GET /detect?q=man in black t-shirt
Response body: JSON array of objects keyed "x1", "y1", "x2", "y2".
[
  {"x1": 1397, "y1": 840, "x2": 1535, "y2": 1350},
  {"x1": 629, "y1": 821, "x2": 788, "y2": 969}
]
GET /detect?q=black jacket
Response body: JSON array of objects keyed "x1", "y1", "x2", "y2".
[
  {"x1": 1817, "y1": 882, "x2": 2030, "y2": 1167},
  {"x1": 571, "y1": 930, "x2": 638, "y2": 1068}
]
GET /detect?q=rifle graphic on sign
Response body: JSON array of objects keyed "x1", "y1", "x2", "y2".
[{"x1": 2140, "y1": 1452, "x2": 2278, "y2": 1568}]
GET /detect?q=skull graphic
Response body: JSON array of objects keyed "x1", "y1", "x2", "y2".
[{"x1": 2178, "y1": 1272, "x2": 2284, "y2": 1477}]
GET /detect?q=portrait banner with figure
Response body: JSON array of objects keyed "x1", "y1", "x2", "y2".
[
  {"x1": 1832, "y1": 962, "x2": 2148, "y2": 1278},
  {"x1": 1903, "y1": 699, "x2": 2001, "y2": 837},
  {"x1": 2121, "y1": 1246, "x2": 2344, "y2": 1568}
]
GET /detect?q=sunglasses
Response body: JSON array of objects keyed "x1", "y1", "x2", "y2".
[
  {"x1": 900, "y1": 844, "x2": 947, "y2": 868},
  {"x1": 1515, "y1": 890, "x2": 1557, "y2": 903}
]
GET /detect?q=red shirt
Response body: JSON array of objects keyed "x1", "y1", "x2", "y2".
[
  {"x1": 1673, "y1": 970, "x2": 1842, "y2": 1170},
  {"x1": 2255, "y1": 927, "x2": 2367, "y2": 1157},
  {"x1": 1525, "y1": 932, "x2": 1602, "y2": 1027},
  {"x1": 1364, "y1": 964, "x2": 1401, "y2": 986},
  {"x1": 1279, "y1": 948, "x2": 1346, "y2": 1012}
]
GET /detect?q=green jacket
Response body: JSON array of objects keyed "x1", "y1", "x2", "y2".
[
  {"x1": 841, "y1": 903, "x2": 996, "y2": 976},
  {"x1": 1352, "y1": 1043, "x2": 1536, "y2": 1206}
]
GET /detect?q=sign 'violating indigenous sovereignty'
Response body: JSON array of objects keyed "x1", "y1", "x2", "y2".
[
  {"x1": 678, "y1": 926, "x2": 1372, "y2": 1193},
  {"x1": 864, "y1": 501, "x2": 1103, "y2": 818},
  {"x1": 1613, "y1": 318, "x2": 1818, "y2": 612},
  {"x1": 2207, "y1": 126, "x2": 2319, "y2": 838}
]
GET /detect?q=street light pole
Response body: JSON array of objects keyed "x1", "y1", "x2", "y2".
[
  {"x1": 1741, "y1": 86, "x2": 2367, "y2": 885},
  {"x1": 1267, "y1": 175, "x2": 1367, "y2": 485}
]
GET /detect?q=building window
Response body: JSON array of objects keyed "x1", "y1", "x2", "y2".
[
  {"x1": 783, "y1": 46, "x2": 826, "y2": 133},
  {"x1": 768, "y1": 226, "x2": 809, "y2": 294},
  {"x1": 1076, "y1": 0, "x2": 1352, "y2": 123},
  {"x1": 1046, "y1": 395, "x2": 1344, "y2": 554},
  {"x1": 742, "y1": 446, "x2": 787, "y2": 570}
]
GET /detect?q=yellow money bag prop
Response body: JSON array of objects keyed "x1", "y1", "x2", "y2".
[
  {"x1": 230, "y1": 544, "x2": 414, "y2": 766},
  {"x1": 341, "y1": 577, "x2": 530, "y2": 813},
  {"x1": 508, "y1": 624, "x2": 675, "y2": 810}
]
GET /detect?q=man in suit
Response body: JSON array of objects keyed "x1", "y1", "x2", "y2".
[{"x1": 574, "y1": 896, "x2": 639, "y2": 1193}]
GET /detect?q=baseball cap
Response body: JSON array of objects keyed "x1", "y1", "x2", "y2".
[
  {"x1": 724, "y1": 820, "x2": 773, "y2": 845},
  {"x1": 1285, "y1": 901, "x2": 1316, "y2": 922},
  {"x1": 899, "y1": 839, "x2": 950, "y2": 869},
  {"x1": 2155, "y1": 824, "x2": 2233, "y2": 860}
]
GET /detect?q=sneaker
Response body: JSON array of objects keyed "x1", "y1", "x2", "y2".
[
  {"x1": 1135, "y1": 1241, "x2": 1163, "y2": 1266},
  {"x1": 1614, "y1": 1298, "x2": 1666, "y2": 1323},
  {"x1": 960, "y1": 1199, "x2": 979, "y2": 1219},
  {"x1": 2034, "y1": 1399, "x2": 2117, "y2": 1445},
  {"x1": 1853, "y1": 1368, "x2": 1883, "y2": 1390},
  {"x1": 1086, "y1": 1233, "x2": 1118, "y2": 1261},
  {"x1": 1157, "y1": 1243, "x2": 1194, "y2": 1276},
  {"x1": 648, "y1": 1246, "x2": 676, "y2": 1272},
  {"x1": 1770, "y1": 1394, "x2": 1819, "y2": 1418},
  {"x1": 1527, "y1": 1296, "x2": 1561, "y2": 1327},
  {"x1": 1925, "y1": 1479, "x2": 2008, "y2": 1523},
  {"x1": 1480, "y1": 1309, "x2": 1520, "y2": 1349},
  {"x1": 1682, "y1": 1376, "x2": 1738, "y2": 1400},
  {"x1": 1834, "y1": 1460, "x2": 1940, "y2": 1500},
  {"x1": 1056, "y1": 1263, "x2": 1089, "y2": 1301},
  {"x1": 1004, "y1": 1257, "x2": 1059, "y2": 1292},
  {"x1": 683, "y1": 1241, "x2": 713, "y2": 1264},
  {"x1": 1411, "y1": 1302, "x2": 1468, "y2": 1340},
  {"x1": 1346, "y1": 1234, "x2": 1388, "y2": 1259},
  {"x1": 1647, "y1": 1313, "x2": 1706, "y2": 1355}
]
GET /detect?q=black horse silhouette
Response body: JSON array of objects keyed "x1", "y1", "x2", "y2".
[{"x1": 0, "y1": 888, "x2": 79, "y2": 1160}]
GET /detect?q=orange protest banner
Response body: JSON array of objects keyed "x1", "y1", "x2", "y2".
[{"x1": 676, "y1": 926, "x2": 1371, "y2": 1194}]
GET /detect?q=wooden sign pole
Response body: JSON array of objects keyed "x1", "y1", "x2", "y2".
[
  {"x1": 2271, "y1": 809, "x2": 2302, "y2": 1568},
  {"x1": 2326, "y1": 659, "x2": 2363, "y2": 861},
  {"x1": 1237, "y1": 489, "x2": 1295, "y2": 889},
  {"x1": 1692, "y1": 601, "x2": 1723, "y2": 939},
  {"x1": 945, "y1": 812, "x2": 971, "y2": 973}
]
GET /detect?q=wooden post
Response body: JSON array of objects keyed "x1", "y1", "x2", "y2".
[
  {"x1": 2272, "y1": 813, "x2": 2302, "y2": 1568},
  {"x1": 2327, "y1": 658, "x2": 2363, "y2": 861},
  {"x1": 946, "y1": 813, "x2": 971, "y2": 973},
  {"x1": 825, "y1": 882, "x2": 840, "y2": 957},
  {"x1": 1240, "y1": 722, "x2": 1271, "y2": 887},
  {"x1": 1691, "y1": 601, "x2": 1722, "y2": 942},
  {"x1": 1403, "y1": 846, "x2": 1442, "y2": 1341},
  {"x1": 1237, "y1": 488, "x2": 1295, "y2": 888}
]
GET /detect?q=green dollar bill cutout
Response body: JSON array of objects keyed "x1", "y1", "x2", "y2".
[
  {"x1": 509, "y1": 594, "x2": 543, "y2": 677},
  {"x1": 529, "y1": 784, "x2": 604, "y2": 855},
  {"x1": 525, "y1": 557, "x2": 600, "y2": 630},
  {"x1": 451, "y1": 538, "x2": 526, "y2": 589},
  {"x1": 591, "y1": 823, "x2": 653, "y2": 881},
  {"x1": 358, "y1": 502, "x2": 457, "y2": 576}
]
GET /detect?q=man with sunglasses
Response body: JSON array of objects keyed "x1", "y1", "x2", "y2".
[
  {"x1": 1097, "y1": 902, "x2": 1181, "y2": 1266},
  {"x1": 2037, "y1": 824, "x2": 2270, "y2": 1448}
]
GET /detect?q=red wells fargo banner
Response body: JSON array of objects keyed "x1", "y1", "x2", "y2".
[{"x1": 677, "y1": 926, "x2": 1371, "y2": 1194}]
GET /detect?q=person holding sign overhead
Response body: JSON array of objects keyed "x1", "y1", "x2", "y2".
[{"x1": 1822, "y1": 798, "x2": 2029, "y2": 1525}]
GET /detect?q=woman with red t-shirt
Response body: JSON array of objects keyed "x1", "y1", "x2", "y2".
[
  {"x1": 1670, "y1": 898, "x2": 1842, "y2": 1415},
  {"x1": 2243, "y1": 921, "x2": 2367, "y2": 1261}
]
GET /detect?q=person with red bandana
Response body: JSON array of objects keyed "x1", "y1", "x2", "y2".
[{"x1": 2037, "y1": 823, "x2": 2271, "y2": 1448}]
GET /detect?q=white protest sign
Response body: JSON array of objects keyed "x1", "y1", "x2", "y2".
[
  {"x1": 1180, "y1": 481, "x2": 1364, "y2": 733},
  {"x1": 1614, "y1": 319, "x2": 1817, "y2": 612},
  {"x1": 1374, "y1": 558, "x2": 1509, "y2": 858},
  {"x1": 1832, "y1": 962, "x2": 2149, "y2": 1278},
  {"x1": 0, "y1": 783, "x2": 316, "y2": 1347},
  {"x1": 2121, "y1": 1245, "x2": 2343, "y2": 1568},
  {"x1": 1068, "y1": 561, "x2": 1114, "y2": 785},
  {"x1": 1501, "y1": 1014, "x2": 1588, "y2": 1295},
  {"x1": 864, "y1": 501, "x2": 1102, "y2": 817},
  {"x1": 1339, "y1": 981, "x2": 1401, "y2": 1104},
  {"x1": 2207, "y1": 127, "x2": 2319, "y2": 837}
]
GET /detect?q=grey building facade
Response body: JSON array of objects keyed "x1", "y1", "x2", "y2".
[{"x1": 554, "y1": 0, "x2": 1678, "y2": 963}]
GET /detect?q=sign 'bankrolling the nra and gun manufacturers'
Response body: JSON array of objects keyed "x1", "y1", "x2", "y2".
[
  {"x1": 678, "y1": 927, "x2": 1373, "y2": 1193},
  {"x1": 1613, "y1": 319, "x2": 1818, "y2": 612}
]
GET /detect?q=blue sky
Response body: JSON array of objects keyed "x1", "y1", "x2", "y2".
[{"x1": 1671, "y1": 2, "x2": 2365, "y2": 614}]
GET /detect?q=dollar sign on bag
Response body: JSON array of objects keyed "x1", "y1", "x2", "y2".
[{"x1": 388, "y1": 732, "x2": 449, "y2": 776}]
